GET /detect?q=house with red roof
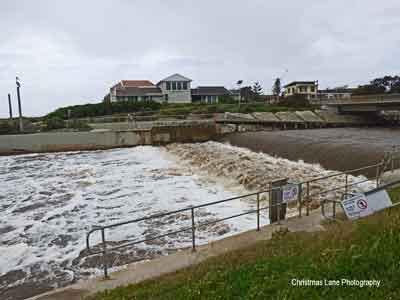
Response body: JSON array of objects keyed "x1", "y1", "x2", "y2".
[{"x1": 109, "y1": 73, "x2": 231, "y2": 104}]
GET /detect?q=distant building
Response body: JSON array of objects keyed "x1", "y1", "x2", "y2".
[
  {"x1": 283, "y1": 81, "x2": 318, "y2": 100},
  {"x1": 109, "y1": 80, "x2": 163, "y2": 102},
  {"x1": 229, "y1": 89, "x2": 241, "y2": 102},
  {"x1": 191, "y1": 86, "x2": 231, "y2": 104},
  {"x1": 318, "y1": 87, "x2": 356, "y2": 101},
  {"x1": 109, "y1": 73, "x2": 232, "y2": 104},
  {"x1": 156, "y1": 73, "x2": 192, "y2": 103}
]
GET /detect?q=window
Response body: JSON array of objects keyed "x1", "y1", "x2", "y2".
[
  {"x1": 182, "y1": 82, "x2": 188, "y2": 90},
  {"x1": 177, "y1": 82, "x2": 182, "y2": 90},
  {"x1": 310, "y1": 86, "x2": 315, "y2": 92},
  {"x1": 166, "y1": 82, "x2": 171, "y2": 90},
  {"x1": 172, "y1": 82, "x2": 177, "y2": 90},
  {"x1": 127, "y1": 96, "x2": 138, "y2": 101}
]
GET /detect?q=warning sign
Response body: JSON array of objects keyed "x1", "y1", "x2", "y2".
[
  {"x1": 282, "y1": 184, "x2": 299, "y2": 203},
  {"x1": 341, "y1": 190, "x2": 392, "y2": 220}
]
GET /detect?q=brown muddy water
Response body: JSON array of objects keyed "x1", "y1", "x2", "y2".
[{"x1": 219, "y1": 128, "x2": 400, "y2": 178}]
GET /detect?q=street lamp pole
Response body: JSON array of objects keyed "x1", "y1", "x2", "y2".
[
  {"x1": 8, "y1": 93, "x2": 13, "y2": 120},
  {"x1": 16, "y1": 77, "x2": 24, "y2": 133},
  {"x1": 237, "y1": 80, "x2": 243, "y2": 111}
]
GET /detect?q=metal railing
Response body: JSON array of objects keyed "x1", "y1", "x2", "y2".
[
  {"x1": 85, "y1": 152, "x2": 399, "y2": 279},
  {"x1": 86, "y1": 189, "x2": 274, "y2": 279}
]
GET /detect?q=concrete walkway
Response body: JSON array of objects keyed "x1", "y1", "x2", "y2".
[{"x1": 27, "y1": 211, "x2": 324, "y2": 300}]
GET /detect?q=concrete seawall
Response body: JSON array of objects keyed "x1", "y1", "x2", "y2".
[{"x1": 0, "y1": 123, "x2": 217, "y2": 155}]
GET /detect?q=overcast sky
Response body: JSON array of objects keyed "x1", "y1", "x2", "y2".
[{"x1": 1, "y1": 0, "x2": 400, "y2": 117}]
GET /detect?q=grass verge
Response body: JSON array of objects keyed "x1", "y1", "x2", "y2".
[{"x1": 88, "y1": 188, "x2": 400, "y2": 300}]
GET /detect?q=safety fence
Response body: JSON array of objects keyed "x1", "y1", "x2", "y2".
[{"x1": 86, "y1": 151, "x2": 399, "y2": 279}]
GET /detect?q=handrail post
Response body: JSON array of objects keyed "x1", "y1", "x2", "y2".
[
  {"x1": 101, "y1": 228, "x2": 109, "y2": 279},
  {"x1": 256, "y1": 193, "x2": 260, "y2": 231},
  {"x1": 391, "y1": 154, "x2": 395, "y2": 173},
  {"x1": 376, "y1": 164, "x2": 380, "y2": 188},
  {"x1": 332, "y1": 199, "x2": 336, "y2": 218},
  {"x1": 345, "y1": 174, "x2": 348, "y2": 196},
  {"x1": 298, "y1": 183, "x2": 302, "y2": 218},
  {"x1": 191, "y1": 207, "x2": 196, "y2": 252},
  {"x1": 276, "y1": 185, "x2": 283, "y2": 225},
  {"x1": 306, "y1": 182, "x2": 310, "y2": 216}
]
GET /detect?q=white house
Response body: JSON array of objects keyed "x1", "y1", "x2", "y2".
[
  {"x1": 156, "y1": 73, "x2": 192, "y2": 103},
  {"x1": 108, "y1": 73, "x2": 230, "y2": 104}
]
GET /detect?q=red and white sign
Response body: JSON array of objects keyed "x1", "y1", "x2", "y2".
[{"x1": 342, "y1": 190, "x2": 392, "y2": 220}]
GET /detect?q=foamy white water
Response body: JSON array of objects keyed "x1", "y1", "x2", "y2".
[
  {"x1": 0, "y1": 146, "x2": 266, "y2": 297},
  {"x1": 0, "y1": 142, "x2": 376, "y2": 299}
]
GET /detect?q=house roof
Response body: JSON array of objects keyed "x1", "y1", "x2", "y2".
[
  {"x1": 121, "y1": 80, "x2": 155, "y2": 87},
  {"x1": 115, "y1": 86, "x2": 163, "y2": 96},
  {"x1": 284, "y1": 81, "x2": 317, "y2": 88},
  {"x1": 158, "y1": 73, "x2": 192, "y2": 84},
  {"x1": 191, "y1": 86, "x2": 230, "y2": 96}
]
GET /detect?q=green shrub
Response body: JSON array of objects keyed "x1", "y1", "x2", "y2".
[
  {"x1": 0, "y1": 121, "x2": 18, "y2": 135},
  {"x1": 44, "y1": 117, "x2": 65, "y2": 130},
  {"x1": 46, "y1": 101, "x2": 162, "y2": 120},
  {"x1": 218, "y1": 95, "x2": 236, "y2": 104},
  {"x1": 68, "y1": 120, "x2": 91, "y2": 131}
]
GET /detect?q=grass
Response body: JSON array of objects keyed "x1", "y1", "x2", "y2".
[{"x1": 88, "y1": 188, "x2": 400, "y2": 300}]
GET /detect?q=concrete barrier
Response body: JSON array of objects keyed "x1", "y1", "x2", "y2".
[
  {"x1": 295, "y1": 111, "x2": 323, "y2": 123},
  {"x1": 224, "y1": 112, "x2": 255, "y2": 120},
  {"x1": 251, "y1": 112, "x2": 280, "y2": 122},
  {"x1": 275, "y1": 112, "x2": 303, "y2": 123},
  {"x1": 314, "y1": 110, "x2": 368, "y2": 124},
  {"x1": 0, "y1": 122, "x2": 217, "y2": 155}
]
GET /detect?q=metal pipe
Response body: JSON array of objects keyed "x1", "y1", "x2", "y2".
[
  {"x1": 307, "y1": 178, "x2": 371, "y2": 199},
  {"x1": 298, "y1": 183, "x2": 302, "y2": 218},
  {"x1": 305, "y1": 162, "x2": 383, "y2": 184},
  {"x1": 16, "y1": 81, "x2": 24, "y2": 133},
  {"x1": 8, "y1": 93, "x2": 13, "y2": 119},
  {"x1": 306, "y1": 182, "x2": 310, "y2": 216},
  {"x1": 256, "y1": 193, "x2": 260, "y2": 231},
  {"x1": 376, "y1": 165, "x2": 380, "y2": 188},
  {"x1": 191, "y1": 207, "x2": 196, "y2": 252},
  {"x1": 277, "y1": 188, "x2": 281, "y2": 225},
  {"x1": 101, "y1": 228, "x2": 109, "y2": 279},
  {"x1": 332, "y1": 200, "x2": 336, "y2": 218}
]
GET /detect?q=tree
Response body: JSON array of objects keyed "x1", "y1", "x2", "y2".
[
  {"x1": 370, "y1": 75, "x2": 400, "y2": 93},
  {"x1": 354, "y1": 75, "x2": 400, "y2": 95},
  {"x1": 251, "y1": 82, "x2": 263, "y2": 101},
  {"x1": 272, "y1": 78, "x2": 281, "y2": 96}
]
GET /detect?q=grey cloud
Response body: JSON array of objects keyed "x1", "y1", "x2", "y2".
[{"x1": 1, "y1": 0, "x2": 400, "y2": 116}]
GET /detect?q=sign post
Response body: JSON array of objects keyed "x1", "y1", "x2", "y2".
[
  {"x1": 282, "y1": 183, "x2": 300, "y2": 204},
  {"x1": 341, "y1": 189, "x2": 392, "y2": 220},
  {"x1": 269, "y1": 179, "x2": 288, "y2": 223}
]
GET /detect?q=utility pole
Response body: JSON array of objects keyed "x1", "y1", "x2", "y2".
[
  {"x1": 8, "y1": 93, "x2": 13, "y2": 119},
  {"x1": 237, "y1": 80, "x2": 243, "y2": 111},
  {"x1": 16, "y1": 76, "x2": 24, "y2": 133}
]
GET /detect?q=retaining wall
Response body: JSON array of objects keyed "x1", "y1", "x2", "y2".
[{"x1": 0, "y1": 124, "x2": 217, "y2": 155}]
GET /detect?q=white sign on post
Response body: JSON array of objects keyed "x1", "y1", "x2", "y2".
[
  {"x1": 341, "y1": 190, "x2": 392, "y2": 220},
  {"x1": 282, "y1": 183, "x2": 299, "y2": 203}
]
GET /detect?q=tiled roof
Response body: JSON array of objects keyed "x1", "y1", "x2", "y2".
[{"x1": 121, "y1": 80, "x2": 155, "y2": 87}]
